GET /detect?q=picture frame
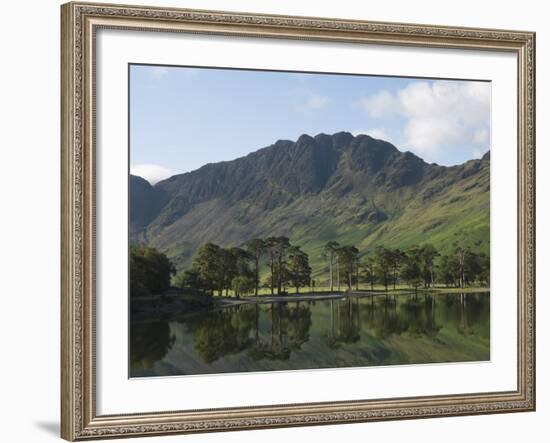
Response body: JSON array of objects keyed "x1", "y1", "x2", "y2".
[{"x1": 61, "y1": 1, "x2": 536, "y2": 440}]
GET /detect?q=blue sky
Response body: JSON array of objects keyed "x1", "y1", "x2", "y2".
[{"x1": 130, "y1": 64, "x2": 491, "y2": 184}]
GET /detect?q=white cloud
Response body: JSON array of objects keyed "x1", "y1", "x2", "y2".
[
  {"x1": 472, "y1": 127, "x2": 489, "y2": 145},
  {"x1": 295, "y1": 93, "x2": 330, "y2": 112},
  {"x1": 356, "y1": 81, "x2": 491, "y2": 160},
  {"x1": 404, "y1": 117, "x2": 461, "y2": 154},
  {"x1": 355, "y1": 90, "x2": 399, "y2": 118},
  {"x1": 130, "y1": 164, "x2": 174, "y2": 185}
]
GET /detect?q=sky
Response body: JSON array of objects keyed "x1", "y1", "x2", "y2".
[{"x1": 130, "y1": 64, "x2": 491, "y2": 185}]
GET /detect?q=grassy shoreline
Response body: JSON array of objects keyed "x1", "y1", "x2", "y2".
[
  {"x1": 209, "y1": 287, "x2": 489, "y2": 306},
  {"x1": 219, "y1": 285, "x2": 490, "y2": 298},
  {"x1": 131, "y1": 286, "x2": 490, "y2": 315}
]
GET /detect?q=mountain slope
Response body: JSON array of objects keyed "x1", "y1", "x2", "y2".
[
  {"x1": 130, "y1": 132, "x2": 489, "y2": 275},
  {"x1": 129, "y1": 175, "x2": 168, "y2": 234}
]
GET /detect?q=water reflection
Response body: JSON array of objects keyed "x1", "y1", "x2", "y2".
[
  {"x1": 130, "y1": 292, "x2": 490, "y2": 377},
  {"x1": 328, "y1": 298, "x2": 361, "y2": 347},
  {"x1": 251, "y1": 302, "x2": 311, "y2": 361},
  {"x1": 191, "y1": 306, "x2": 256, "y2": 363},
  {"x1": 130, "y1": 320, "x2": 175, "y2": 371}
]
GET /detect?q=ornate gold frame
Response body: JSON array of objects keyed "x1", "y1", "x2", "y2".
[{"x1": 61, "y1": 2, "x2": 536, "y2": 440}]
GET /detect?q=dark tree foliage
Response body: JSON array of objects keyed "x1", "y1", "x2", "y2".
[
  {"x1": 231, "y1": 276, "x2": 255, "y2": 299},
  {"x1": 244, "y1": 238, "x2": 266, "y2": 296},
  {"x1": 130, "y1": 245, "x2": 175, "y2": 297},
  {"x1": 374, "y1": 246, "x2": 393, "y2": 291},
  {"x1": 360, "y1": 256, "x2": 376, "y2": 291},
  {"x1": 157, "y1": 236, "x2": 489, "y2": 300},
  {"x1": 287, "y1": 245, "x2": 312, "y2": 293},
  {"x1": 437, "y1": 247, "x2": 489, "y2": 288},
  {"x1": 337, "y1": 246, "x2": 359, "y2": 290},
  {"x1": 220, "y1": 247, "x2": 247, "y2": 296},
  {"x1": 193, "y1": 243, "x2": 225, "y2": 296},
  {"x1": 264, "y1": 237, "x2": 279, "y2": 295},
  {"x1": 420, "y1": 244, "x2": 439, "y2": 288},
  {"x1": 439, "y1": 254, "x2": 460, "y2": 286},
  {"x1": 174, "y1": 268, "x2": 204, "y2": 291},
  {"x1": 183, "y1": 244, "x2": 254, "y2": 296},
  {"x1": 273, "y1": 237, "x2": 291, "y2": 295},
  {"x1": 360, "y1": 244, "x2": 488, "y2": 292},
  {"x1": 178, "y1": 237, "x2": 313, "y2": 297},
  {"x1": 130, "y1": 320, "x2": 175, "y2": 370},
  {"x1": 388, "y1": 248, "x2": 406, "y2": 290},
  {"x1": 322, "y1": 241, "x2": 341, "y2": 292},
  {"x1": 401, "y1": 246, "x2": 423, "y2": 296}
]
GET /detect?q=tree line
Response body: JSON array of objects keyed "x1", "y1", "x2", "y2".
[
  {"x1": 174, "y1": 237, "x2": 312, "y2": 298},
  {"x1": 324, "y1": 242, "x2": 489, "y2": 294},
  {"x1": 130, "y1": 239, "x2": 489, "y2": 299},
  {"x1": 130, "y1": 245, "x2": 175, "y2": 298}
]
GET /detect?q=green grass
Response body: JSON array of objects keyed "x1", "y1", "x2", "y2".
[{"x1": 205, "y1": 284, "x2": 489, "y2": 299}]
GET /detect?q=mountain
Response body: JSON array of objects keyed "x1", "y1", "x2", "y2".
[
  {"x1": 130, "y1": 132, "x2": 490, "y2": 275},
  {"x1": 129, "y1": 175, "x2": 169, "y2": 233}
]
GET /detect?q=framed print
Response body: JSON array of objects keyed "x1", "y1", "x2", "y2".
[{"x1": 61, "y1": 1, "x2": 536, "y2": 440}]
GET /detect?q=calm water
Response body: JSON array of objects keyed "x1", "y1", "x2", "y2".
[{"x1": 130, "y1": 292, "x2": 490, "y2": 377}]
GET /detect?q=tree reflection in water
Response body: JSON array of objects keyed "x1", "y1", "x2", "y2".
[
  {"x1": 327, "y1": 297, "x2": 361, "y2": 348},
  {"x1": 248, "y1": 302, "x2": 312, "y2": 361},
  {"x1": 129, "y1": 292, "x2": 490, "y2": 376},
  {"x1": 130, "y1": 320, "x2": 175, "y2": 370},
  {"x1": 190, "y1": 305, "x2": 256, "y2": 363},
  {"x1": 188, "y1": 302, "x2": 312, "y2": 363}
]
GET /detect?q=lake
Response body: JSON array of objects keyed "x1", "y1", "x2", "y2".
[{"x1": 130, "y1": 292, "x2": 490, "y2": 377}]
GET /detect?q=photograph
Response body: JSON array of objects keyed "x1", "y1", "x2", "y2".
[
  {"x1": 129, "y1": 65, "x2": 491, "y2": 377},
  {"x1": 57, "y1": 2, "x2": 536, "y2": 440}
]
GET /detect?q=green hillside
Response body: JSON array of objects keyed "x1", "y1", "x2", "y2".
[{"x1": 130, "y1": 132, "x2": 489, "y2": 280}]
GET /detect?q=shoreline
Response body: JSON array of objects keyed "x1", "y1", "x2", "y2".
[
  {"x1": 131, "y1": 288, "x2": 490, "y2": 317},
  {"x1": 213, "y1": 288, "x2": 490, "y2": 306}
]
